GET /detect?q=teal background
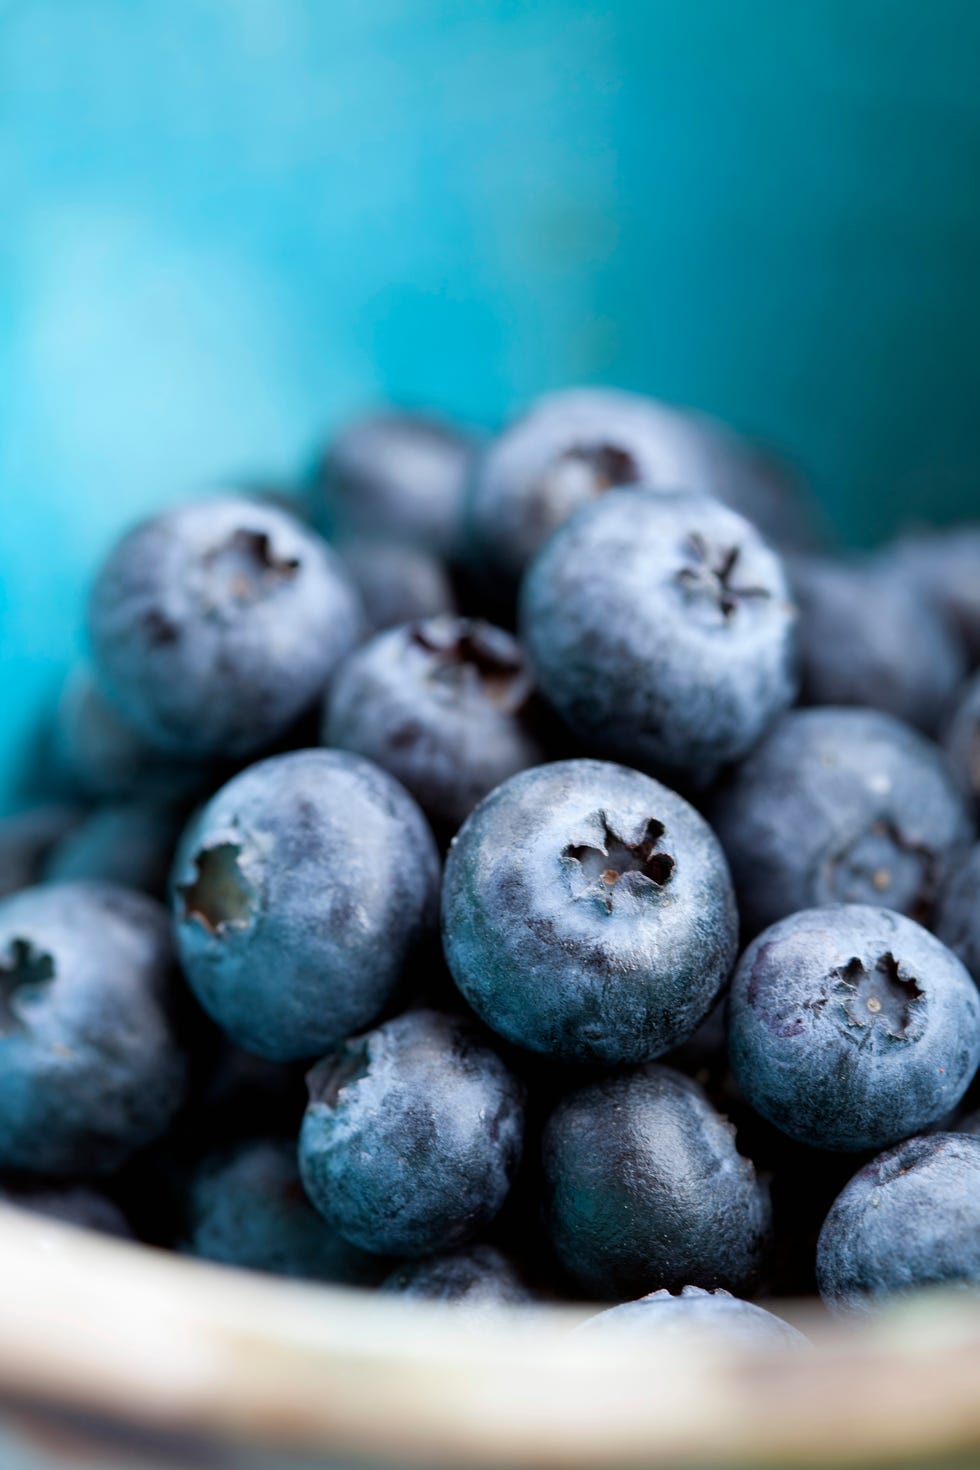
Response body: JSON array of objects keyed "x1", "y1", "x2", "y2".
[{"x1": 2, "y1": 0, "x2": 980, "y2": 812}]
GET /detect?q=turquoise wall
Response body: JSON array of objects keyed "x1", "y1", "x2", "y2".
[{"x1": 2, "y1": 0, "x2": 980, "y2": 809}]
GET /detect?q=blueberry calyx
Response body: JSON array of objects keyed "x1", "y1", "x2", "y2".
[
  {"x1": 177, "y1": 842, "x2": 254, "y2": 936},
  {"x1": 676, "y1": 533, "x2": 771, "y2": 621},
  {"x1": 564, "y1": 814, "x2": 675, "y2": 913},
  {"x1": 822, "y1": 819, "x2": 937, "y2": 921},
  {"x1": 141, "y1": 608, "x2": 181, "y2": 646},
  {"x1": 830, "y1": 952, "x2": 925, "y2": 1045},
  {"x1": 0, "y1": 938, "x2": 55, "y2": 1032},
  {"x1": 201, "y1": 529, "x2": 301, "y2": 607},
  {"x1": 306, "y1": 1041, "x2": 371, "y2": 1109},
  {"x1": 410, "y1": 621, "x2": 529, "y2": 711},
  {"x1": 546, "y1": 442, "x2": 641, "y2": 495}
]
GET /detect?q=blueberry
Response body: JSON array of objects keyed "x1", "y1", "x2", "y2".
[
  {"x1": 577, "y1": 1286, "x2": 806, "y2": 1347},
  {"x1": 314, "y1": 411, "x2": 472, "y2": 558},
  {"x1": 944, "y1": 671, "x2": 980, "y2": 816},
  {"x1": 0, "y1": 1182, "x2": 132, "y2": 1239},
  {"x1": 442, "y1": 759, "x2": 738, "y2": 1065},
  {"x1": 467, "y1": 389, "x2": 684, "y2": 587},
  {"x1": 337, "y1": 539, "x2": 456, "y2": 632},
  {"x1": 299, "y1": 1009, "x2": 524, "y2": 1257},
  {"x1": 382, "y1": 1245, "x2": 533, "y2": 1308},
  {"x1": 184, "y1": 1138, "x2": 380, "y2": 1285},
  {"x1": 709, "y1": 707, "x2": 973, "y2": 936},
  {"x1": 467, "y1": 388, "x2": 816, "y2": 590},
  {"x1": 88, "y1": 497, "x2": 362, "y2": 758},
  {"x1": 323, "y1": 617, "x2": 544, "y2": 835},
  {"x1": 885, "y1": 527, "x2": 980, "y2": 668},
  {"x1": 520, "y1": 490, "x2": 798, "y2": 783},
  {"x1": 0, "y1": 882, "x2": 186, "y2": 1173},
  {"x1": 0, "y1": 806, "x2": 85, "y2": 900},
  {"x1": 817, "y1": 1133, "x2": 980, "y2": 1315},
  {"x1": 172, "y1": 750, "x2": 440, "y2": 1062},
  {"x1": 543, "y1": 1065, "x2": 771, "y2": 1299},
  {"x1": 936, "y1": 843, "x2": 980, "y2": 985},
  {"x1": 790, "y1": 555, "x2": 966, "y2": 734},
  {"x1": 54, "y1": 664, "x2": 211, "y2": 802},
  {"x1": 43, "y1": 802, "x2": 185, "y2": 898},
  {"x1": 728, "y1": 905, "x2": 980, "y2": 1153}
]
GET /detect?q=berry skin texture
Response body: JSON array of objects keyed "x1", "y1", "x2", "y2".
[
  {"x1": 728, "y1": 905, "x2": 980, "y2": 1153},
  {"x1": 0, "y1": 882, "x2": 187, "y2": 1175},
  {"x1": 709, "y1": 707, "x2": 972, "y2": 937},
  {"x1": 382, "y1": 1245, "x2": 533, "y2": 1309},
  {"x1": 790, "y1": 555, "x2": 966, "y2": 735},
  {"x1": 817, "y1": 1133, "x2": 980, "y2": 1316},
  {"x1": 88, "y1": 496, "x2": 362, "y2": 759},
  {"x1": 184, "y1": 1138, "x2": 380, "y2": 1285},
  {"x1": 936, "y1": 843, "x2": 980, "y2": 986},
  {"x1": 315, "y1": 412, "x2": 472, "y2": 558},
  {"x1": 299, "y1": 1010, "x2": 524, "y2": 1258},
  {"x1": 543, "y1": 1065, "x2": 771, "y2": 1300},
  {"x1": 520, "y1": 490, "x2": 798, "y2": 784},
  {"x1": 578, "y1": 1286, "x2": 806, "y2": 1348},
  {"x1": 323, "y1": 617, "x2": 544, "y2": 834},
  {"x1": 172, "y1": 750, "x2": 440, "y2": 1062},
  {"x1": 441, "y1": 759, "x2": 738, "y2": 1066}
]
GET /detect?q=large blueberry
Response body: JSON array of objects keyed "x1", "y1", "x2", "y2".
[
  {"x1": 184, "y1": 1138, "x2": 380, "y2": 1285},
  {"x1": 43, "y1": 802, "x2": 185, "y2": 898},
  {"x1": 936, "y1": 843, "x2": 980, "y2": 986},
  {"x1": 0, "y1": 883, "x2": 186, "y2": 1174},
  {"x1": 944, "y1": 671, "x2": 980, "y2": 816},
  {"x1": 0, "y1": 1182, "x2": 132, "y2": 1239},
  {"x1": 577, "y1": 1286, "x2": 806, "y2": 1347},
  {"x1": 323, "y1": 617, "x2": 544, "y2": 835},
  {"x1": 54, "y1": 664, "x2": 210, "y2": 802},
  {"x1": 0, "y1": 807, "x2": 84, "y2": 900},
  {"x1": 543, "y1": 1065, "x2": 771, "y2": 1299},
  {"x1": 299, "y1": 1009, "x2": 524, "y2": 1257},
  {"x1": 314, "y1": 411, "x2": 472, "y2": 557},
  {"x1": 728, "y1": 905, "x2": 980, "y2": 1153},
  {"x1": 466, "y1": 388, "x2": 815, "y2": 590},
  {"x1": 790, "y1": 555, "x2": 965, "y2": 734},
  {"x1": 817, "y1": 1133, "x2": 980, "y2": 1315},
  {"x1": 88, "y1": 496, "x2": 362, "y2": 758},
  {"x1": 337, "y1": 539, "x2": 456, "y2": 632},
  {"x1": 520, "y1": 490, "x2": 798, "y2": 783},
  {"x1": 442, "y1": 759, "x2": 738, "y2": 1065},
  {"x1": 172, "y1": 750, "x2": 440, "y2": 1062},
  {"x1": 709, "y1": 707, "x2": 973, "y2": 936},
  {"x1": 382, "y1": 1245, "x2": 533, "y2": 1308}
]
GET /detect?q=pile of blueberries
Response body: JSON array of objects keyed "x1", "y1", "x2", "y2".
[{"x1": 3, "y1": 387, "x2": 980, "y2": 1347}]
